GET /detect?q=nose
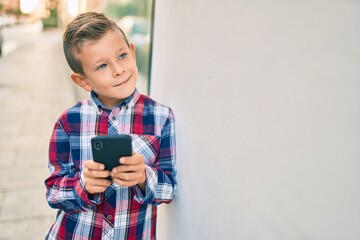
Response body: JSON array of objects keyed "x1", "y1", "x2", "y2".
[{"x1": 113, "y1": 63, "x2": 125, "y2": 78}]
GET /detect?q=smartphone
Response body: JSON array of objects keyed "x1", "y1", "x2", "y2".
[{"x1": 91, "y1": 135, "x2": 132, "y2": 171}]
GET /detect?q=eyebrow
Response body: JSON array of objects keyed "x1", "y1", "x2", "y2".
[
  {"x1": 117, "y1": 47, "x2": 126, "y2": 53},
  {"x1": 91, "y1": 47, "x2": 127, "y2": 68}
]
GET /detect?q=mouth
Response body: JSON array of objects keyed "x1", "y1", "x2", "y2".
[{"x1": 114, "y1": 76, "x2": 131, "y2": 87}]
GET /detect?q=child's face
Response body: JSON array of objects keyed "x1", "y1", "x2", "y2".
[{"x1": 73, "y1": 29, "x2": 138, "y2": 109}]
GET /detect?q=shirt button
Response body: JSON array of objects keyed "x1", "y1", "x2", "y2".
[
  {"x1": 107, "y1": 215, "x2": 112, "y2": 220},
  {"x1": 111, "y1": 116, "x2": 116, "y2": 121}
]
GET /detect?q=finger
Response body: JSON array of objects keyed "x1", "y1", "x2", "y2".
[
  {"x1": 92, "y1": 169, "x2": 110, "y2": 178},
  {"x1": 120, "y1": 154, "x2": 144, "y2": 165},
  {"x1": 84, "y1": 168, "x2": 110, "y2": 179},
  {"x1": 113, "y1": 171, "x2": 143, "y2": 182},
  {"x1": 112, "y1": 178, "x2": 138, "y2": 187},
  {"x1": 117, "y1": 172, "x2": 135, "y2": 181},
  {"x1": 112, "y1": 164, "x2": 145, "y2": 176},
  {"x1": 112, "y1": 163, "x2": 134, "y2": 173},
  {"x1": 114, "y1": 164, "x2": 138, "y2": 173},
  {"x1": 85, "y1": 185, "x2": 109, "y2": 194},
  {"x1": 84, "y1": 160, "x2": 105, "y2": 170},
  {"x1": 85, "y1": 177, "x2": 112, "y2": 187}
]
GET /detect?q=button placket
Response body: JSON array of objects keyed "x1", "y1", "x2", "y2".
[
  {"x1": 109, "y1": 107, "x2": 121, "y2": 122},
  {"x1": 103, "y1": 187, "x2": 116, "y2": 227}
]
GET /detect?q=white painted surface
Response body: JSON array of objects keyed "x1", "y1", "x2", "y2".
[{"x1": 150, "y1": 1, "x2": 360, "y2": 239}]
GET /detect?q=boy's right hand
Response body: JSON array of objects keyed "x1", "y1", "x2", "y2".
[{"x1": 83, "y1": 160, "x2": 112, "y2": 194}]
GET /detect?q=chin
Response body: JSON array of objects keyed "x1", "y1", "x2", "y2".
[{"x1": 120, "y1": 86, "x2": 136, "y2": 98}]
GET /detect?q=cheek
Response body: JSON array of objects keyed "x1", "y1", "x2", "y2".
[
  {"x1": 129, "y1": 58, "x2": 138, "y2": 70},
  {"x1": 131, "y1": 75, "x2": 138, "y2": 86},
  {"x1": 93, "y1": 73, "x2": 110, "y2": 84}
]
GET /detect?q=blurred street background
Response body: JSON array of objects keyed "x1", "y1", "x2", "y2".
[
  {"x1": 0, "y1": 25, "x2": 72, "y2": 239},
  {"x1": 0, "y1": 0, "x2": 153, "y2": 239}
]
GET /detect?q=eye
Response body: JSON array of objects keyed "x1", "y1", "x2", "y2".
[
  {"x1": 118, "y1": 53, "x2": 127, "y2": 60},
  {"x1": 96, "y1": 63, "x2": 107, "y2": 70}
]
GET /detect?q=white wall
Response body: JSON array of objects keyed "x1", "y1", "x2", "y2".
[{"x1": 150, "y1": 1, "x2": 360, "y2": 239}]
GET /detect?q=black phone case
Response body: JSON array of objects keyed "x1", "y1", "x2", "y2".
[{"x1": 91, "y1": 135, "x2": 132, "y2": 171}]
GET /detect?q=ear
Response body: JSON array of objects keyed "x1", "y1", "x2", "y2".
[
  {"x1": 129, "y1": 42, "x2": 136, "y2": 59},
  {"x1": 71, "y1": 73, "x2": 93, "y2": 92}
]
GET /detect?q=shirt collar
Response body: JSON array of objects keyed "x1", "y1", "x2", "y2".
[{"x1": 89, "y1": 89, "x2": 141, "y2": 113}]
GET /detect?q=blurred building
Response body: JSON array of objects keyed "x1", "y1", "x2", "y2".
[
  {"x1": 57, "y1": 0, "x2": 105, "y2": 27},
  {"x1": 1, "y1": 0, "x2": 47, "y2": 21},
  {"x1": 0, "y1": 0, "x2": 106, "y2": 26},
  {"x1": 1, "y1": 0, "x2": 20, "y2": 11}
]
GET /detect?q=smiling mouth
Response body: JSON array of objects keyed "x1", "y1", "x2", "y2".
[{"x1": 114, "y1": 76, "x2": 131, "y2": 87}]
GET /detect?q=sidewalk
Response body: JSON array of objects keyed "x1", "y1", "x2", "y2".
[{"x1": 0, "y1": 29, "x2": 76, "y2": 239}]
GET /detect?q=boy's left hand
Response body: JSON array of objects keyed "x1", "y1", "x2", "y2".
[{"x1": 110, "y1": 153, "x2": 146, "y2": 191}]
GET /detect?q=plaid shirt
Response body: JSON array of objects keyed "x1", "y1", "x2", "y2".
[{"x1": 45, "y1": 90, "x2": 177, "y2": 240}]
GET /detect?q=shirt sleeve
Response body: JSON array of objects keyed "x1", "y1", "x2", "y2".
[
  {"x1": 44, "y1": 118, "x2": 102, "y2": 213},
  {"x1": 133, "y1": 108, "x2": 177, "y2": 205}
]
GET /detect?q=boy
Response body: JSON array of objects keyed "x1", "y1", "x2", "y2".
[{"x1": 44, "y1": 12, "x2": 177, "y2": 240}]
